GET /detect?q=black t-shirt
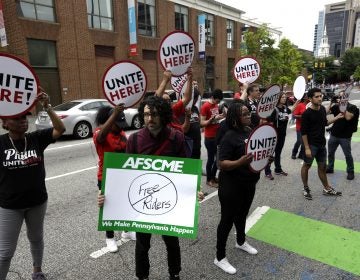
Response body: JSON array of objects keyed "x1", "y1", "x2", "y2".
[
  {"x1": 330, "y1": 104, "x2": 356, "y2": 138},
  {"x1": 218, "y1": 128, "x2": 260, "y2": 192},
  {"x1": 0, "y1": 128, "x2": 55, "y2": 209},
  {"x1": 301, "y1": 106, "x2": 327, "y2": 147},
  {"x1": 268, "y1": 106, "x2": 291, "y2": 135},
  {"x1": 245, "y1": 99, "x2": 260, "y2": 128}
]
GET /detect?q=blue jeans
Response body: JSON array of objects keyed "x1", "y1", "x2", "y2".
[
  {"x1": 205, "y1": 137, "x2": 218, "y2": 182},
  {"x1": 327, "y1": 135, "x2": 354, "y2": 173},
  {"x1": 292, "y1": 130, "x2": 304, "y2": 158}
]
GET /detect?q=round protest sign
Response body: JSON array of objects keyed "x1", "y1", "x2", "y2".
[
  {"x1": 293, "y1": 76, "x2": 306, "y2": 100},
  {"x1": 171, "y1": 74, "x2": 188, "y2": 100},
  {"x1": 339, "y1": 85, "x2": 352, "y2": 113},
  {"x1": 257, "y1": 84, "x2": 281, "y2": 119},
  {"x1": 102, "y1": 60, "x2": 147, "y2": 108},
  {"x1": 159, "y1": 31, "x2": 195, "y2": 76},
  {"x1": 246, "y1": 124, "x2": 277, "y2": 172},
  {"x1": 233, "y1": 56, "x2": 260, "y2": 84},
  {"x1": 0, "y1": 53, "x2": 39, "y2": 118}
]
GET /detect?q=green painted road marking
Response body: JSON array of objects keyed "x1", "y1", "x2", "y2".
[
  {"x1": 353, "y1": 136, "x2": 360, "y2": 142},
  {"x1": 312, "y1": 159, "x2": 360, "y2": 173},
  {"x1": 247, "y1": 207, "x2": 360, "y2": 276}
]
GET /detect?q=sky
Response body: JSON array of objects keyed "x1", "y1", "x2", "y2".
[{"x1": 218, "y1": 0, "x2": 336, "y2": 51}]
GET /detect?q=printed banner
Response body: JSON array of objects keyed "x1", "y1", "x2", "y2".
[
  {"x1": 159, "y1": 31, "x2": 195, "y2": 76},
  {"x1": 0, "y1": 0, "x2": 7, "y2": 47},
  {"x1": 233, "y1": 56, "x2": 261, "y2": 84},
  {"x1": 198, "y1": 14, "x2": 206, "y2": 60},
  {"x1": 102, "y1": 60, "x2": 147, "y2": 108},
  {"x1": 0, "y1": 53, "x2": 39, "y2": 118},
  {"x1": 293, "y1": 76, "x2": 306, "y2": 100},
  {"x1": 257, "y1": 85, "x2": 281, "y2": 119},
  {"x1": 339, "y1": 85, "x2": 352, "y2": 113},
  {"x1": 127, "y1": 0, "x2": 137, "y2": 56},
  {"x1": 98, "y1": 153, "x2": 202, "y2": 239},
  {"x1": 246, "y1": 124, "x2": 277, "y2": 172}
]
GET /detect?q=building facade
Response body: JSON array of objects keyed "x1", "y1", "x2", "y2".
[{"x1": 0, "y1": 0, "x2": 280, "y2": 107}]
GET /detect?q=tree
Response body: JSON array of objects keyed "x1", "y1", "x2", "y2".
[
  {"x1": 353, "y1": 65, "x2": 360, "y2": 81},
  {"x1": 340, "y1": 47, "x2": 360, "y2": 81}
]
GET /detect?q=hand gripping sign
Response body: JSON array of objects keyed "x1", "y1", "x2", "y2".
[
  {"x1": 293, "y1": 76, "x2": 306, "y2": 100},
  {"x1": 102, "y1": 60, "x2": 147, "y2": 108},
  {"x1": 159, "y1": 31, "x2": 195, "y2": 77},
  {"x1": 246, "y1": 124, "x2": 278, "y2": 172},
  {"x1": 233, "y1": 56, "x2": 261, "y2": 84},
  {"x1": 339, "y1": 85, "x2": 352, "y2": 113},
  {"x1": 0, "y1": 53, "x2": 39, "y2": 118},
  {"x1": 257, "y1": 85, "x2": 281, "y2": 119},
  {"x1": 171, "y1": 74, "x2": 188, "y2": 100}
]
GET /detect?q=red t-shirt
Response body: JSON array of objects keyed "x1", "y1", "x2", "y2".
[
  {"x1": 293, "y1": 102, "x2": 307, "y2": 131},
  {"x1": 234, "y1": 92, "x2": 241, "y2": 99},
  {"x1": 170, "y1": 100, "x2": 184, "y2": 131},
  {"x1": 93, "y1": 128, "x2": 127, "y2": 180},
  {"x1": 201, "y1": 101, "x2": 219, "y2": 138}
]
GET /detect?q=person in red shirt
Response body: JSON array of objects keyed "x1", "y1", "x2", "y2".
[
  {"x1": 93, "y1": 104, "x2": 135, "y2": 253},
  {"x1": 201, "y1": 89, "x2": 225, "y2": 187},
  {"x1": 291, "y1": 96, "x2": 308, "y2": 159}
]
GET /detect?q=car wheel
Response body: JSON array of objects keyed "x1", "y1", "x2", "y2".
[
  {"x1": 73, "y1": 121, "x2": 91, "y2": 139},
  {"x1": 132, "y1": 115, "x2": 142, "y2": 129}
]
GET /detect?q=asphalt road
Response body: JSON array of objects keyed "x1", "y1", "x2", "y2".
[{"x1": 3, "y1": 95, "x2": 360, "y2": 280}]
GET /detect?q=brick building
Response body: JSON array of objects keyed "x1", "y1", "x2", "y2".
[{"x1": 0, "y1": 0, "x2": 280, "y2": 107}]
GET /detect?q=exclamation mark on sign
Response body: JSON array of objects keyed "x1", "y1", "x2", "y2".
[
  {"x1": 140, "y1": 81, "x2": 144, "y2": 91},
  {"x1": 26, "y1": 92, "x2": 31, "y2": 105}
]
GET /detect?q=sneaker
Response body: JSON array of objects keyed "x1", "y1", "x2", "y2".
[
  {"x1": 214, "y1": 257, "x2": 236, "y2": 274},
  {"x1": 275, "y1": 171, "x2": 288, "y2": 176},
  {"x1": 265, "y1": 174, "x2": 274, "y2": 180},
  {"x1": 303, "y1": 187, "x2": 312, "y2": 200},
  {"x1": 106, "y1": 238, "x2": 118, "y2": 253},
  {"x1": 347, "y1": 172, "x2": 354, "y2": 180},
  {"x1": 235, "y1": 241, "x2": 258, "y2": 255},
  {"x1": 323, "y1": 187, "x2": 342, "y2": 196},
  {"x1": 206, "y1": 180, "x2": 218, "y2": 188},
  {"x1": 121, "y1": 231, "x2": 136, "y2": 241},
  {"x1": 326, "y1": 168, "x2": 334, "y2": 174},
  {"x1": 32, "y1": 272, "x2": 46, "y2": 280},
  {"x1": 169, "y1": 274, "x2": 180, "y2": 280}
]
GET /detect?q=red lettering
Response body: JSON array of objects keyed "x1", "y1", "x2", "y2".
[
  {"x1": 14, "y1": 91, "x2": 23, "y2": 103},
  {"x1": 164, "y1": 58, "x2": 173, "y2": 68},
  {"x1": 179, "y1": 55, "x2": 184, "y2": 65},
  {"x1": 0, "y1": 88, "x2": 12, "y2": 102},
  {"x1": 109, "y1": 90, "x2": 121, "y2": 101}
]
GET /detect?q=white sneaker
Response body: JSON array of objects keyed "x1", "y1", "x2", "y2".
[
  {"x1": 235, "y1": 241, "x2": 258, "y2": 255},
  {"x1": 105, "y1": 238, "x2": 118, "y2": 253},
  {"x1": 121, "y1": 231, "x2": 136, "y2": 241},
  {"x1": 214, "y1": 257, "x2": 236, "y2": 274}
]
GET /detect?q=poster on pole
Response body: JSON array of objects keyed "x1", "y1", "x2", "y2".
[
  {"x1": 98, "y1": 153, "x2": 202, "y2": 239},
  {"x1": 127, "y1": 0, "x2": 137, "y2": 56},
  {"x1": 198, "y1": 14, "x2": 206, "y2": 60},
  {"x1": 0, "y1": 0, "x2": 7, "y2": 47},
  {"x1": 257, "y1": 85, "x2": 281, "y2": 119},
  {"x1": 159, "y1": 31, "x2": 195, "y2": 76},
  {"x1": 246, "y1": 124, "x2": 277, "y2": 172},
  {"x1": 339, "y1": 85, "x2": 352, "y2": 113},
  {"x1": 102, "y1": 60, "x2": 147, "y2": 108},
  {"x1": 0, "y1": 53, "x2": 39, "y2": 118},
  {"x1": 171, "y1": 74, "x2": 188, "y2": 100},
  {"x1": 233, "y1": 56, "x2": 261, "y2": 84},
  {"x1": 293, "y1": 76, "x2": 306, "y2": 100}
]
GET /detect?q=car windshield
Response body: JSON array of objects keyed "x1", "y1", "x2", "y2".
[{"x1": 53, "y1": 101, "x2": 82, "y2": 111}]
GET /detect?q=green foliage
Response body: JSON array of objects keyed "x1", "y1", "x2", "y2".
[
  {"x1": 340, "y1": 47, "x2": 360, "y2": 80},
  {"x1": 354, "y1": 65, "x2": 360, "y2": 81}
]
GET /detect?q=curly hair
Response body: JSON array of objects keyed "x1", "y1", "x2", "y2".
[
  {"x1": 139, "y1": 95, "x2": 172, "y2": 126},
  {"x1": 226, "y1": 102, "x2": 250, "y2": 131},
  {"x1": 95, "y1": 106, "x2": 112, "y2": 126}
]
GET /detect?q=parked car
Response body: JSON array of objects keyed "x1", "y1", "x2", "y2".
[{"x1": 35, "y1": 99, "x2": 141, "y2": 139}]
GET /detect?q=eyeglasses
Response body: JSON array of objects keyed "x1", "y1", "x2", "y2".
[{"x1": 143, "y1": 112, "x2": 159, "y2": 118}]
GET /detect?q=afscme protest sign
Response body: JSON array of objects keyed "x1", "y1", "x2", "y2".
[
  {"x1": 339, "y1": 85, "x2": 352, "y2": 113},
  {"x1": 171, "y1": 74, "x2": 188, "y2": 100},
  {"x1": 257, "y1": 85, "x2": 281, "y2": 119},
  {"x1": 233, "y1": 56, "x2": 260, "y2": 84},
  {"x1": 99, "y1": 153, "x2": 202, "y2": 239},
  {"x1": 159, "y1": 31, "x2": 195, "y2": 77},
  {"x1": 102, "y1": 60, "x2": 147, "y2": 108},
  {"x1": 246, "y1": 124, "x2": 278, "y2": 172},
  {"x1": 0, "y1": 53, "x2": 39, "y2": 118}
]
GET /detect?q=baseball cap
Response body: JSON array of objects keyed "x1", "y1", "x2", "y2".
[{"x1": 109, "y1": 109, "x2": 127, "y2": 128}]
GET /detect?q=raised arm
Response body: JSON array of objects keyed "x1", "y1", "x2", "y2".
[{"x1": 155, "y1": 70, "x2": 172, "y2": 97}]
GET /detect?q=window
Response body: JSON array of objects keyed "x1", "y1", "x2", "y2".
[
  {"x1": 175, "y1": 4, "x2": 188, "y2": 32},
  {"x1": 27, "y1": 39, "x2": 57, "y2": 67},
  {"x1": 81, "y1": 102, "x2": 103, "y2": 111},
  {"x1": 226, "y1": 20, "x2": 234, "y2": 49},
  {"x1": 205, "y1": 14, "x2": 214, "y2": 46},
  {"x1": 87, "y1": 0, "x2": 114, "y2": 31},
  {"x1": 138, "y1": 0, "x2": 156, "y2": 37},
  {"x1": 143, "y1": 50, "x2": 157, "y2": 60},
  {"x1": 17, "y1": 0, "x2": 56, "y2": 22}
]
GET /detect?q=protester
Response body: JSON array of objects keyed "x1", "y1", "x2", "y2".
[
  {"x1": 264, "y1": 92, "x2": 292, "y2": 178},
  {"x1": 126, "y1": 96, "x2": 186, "y2": 280},
  {"x1": 291, "y1": 95, "x2": 308, "y2": 160},
  {"x1": 200, "y1": 89, "x2": 225, "y2": 187},
  {"x1": 214, "y1": 102, "x2": 260, "y2": 275},
  {"x1": 326, "y1": 102, "x2": 359, "y2": 180},
  {"x1": 301, "y1": 88, "x2": 344, "y2": 200},
  {"x1": 233, "y1": 82, "x2": 248, "y2": 99},
  {"x1": 0, "y1": 90, "x2": 65, "y2": 280},
  {"x1": 240, "y1": 84, "x2": 261, "y2": 128},
  {"x1": 93, "y1": 104, "x2": 135, "y2": 253}
]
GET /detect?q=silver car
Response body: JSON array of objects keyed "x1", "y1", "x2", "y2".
[{"x1": 35, "y1": 99, "x2": 141, "y2": 139}]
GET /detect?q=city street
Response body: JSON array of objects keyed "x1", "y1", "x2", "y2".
[{"x1": 3, "y1": 95, "x2": 360, "y2": 280}]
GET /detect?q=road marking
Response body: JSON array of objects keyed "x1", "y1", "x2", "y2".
[
  {"x1": 46, "y1": 141, "x2": 93, "y2": 151},
  {"x1": 45, "y1": 166, "x2": 96, "y2": 181},
  {"x1": 313, "y1": 159, "x2": 359, "y2": 173},
  {"x1": 247, "y1": 207, "x2": 360, "y2": 276}
]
